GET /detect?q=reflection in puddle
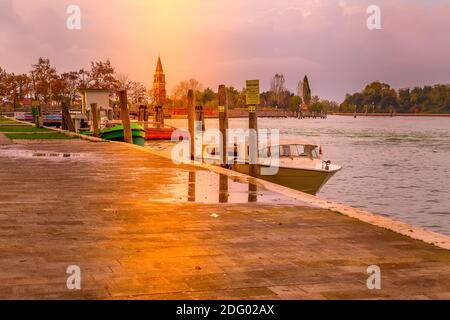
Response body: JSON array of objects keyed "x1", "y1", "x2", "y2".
[
  {"x1": 156, "y1": 170, "x2": 300, "y2": 205},
  {"x1": 0, "y1": 149, "x2": 88, "y2": 160}
]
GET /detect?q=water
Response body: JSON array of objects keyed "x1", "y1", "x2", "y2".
[
  {"x1": 146, "y1": 116, "x2": 450, "y2": 236},
  {"x1": 152, "y1": 170, "x2": 302, "y2": 205}
]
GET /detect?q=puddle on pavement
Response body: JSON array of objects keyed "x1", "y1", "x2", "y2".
[
  {"x1": 0, "y1": 148, "x2": 89, "y2": 160},
  {"x1": 154, "y1": 170, "x2": 301, "y2": 205}
]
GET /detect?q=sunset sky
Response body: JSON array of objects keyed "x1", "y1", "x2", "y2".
[{"x1": 1, "y1": 0, "x2": 450, "y2": 101}]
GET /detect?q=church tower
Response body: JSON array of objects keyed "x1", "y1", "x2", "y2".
[{"x1": 153, "y1": 56, "x2": 166, "y2": 106}]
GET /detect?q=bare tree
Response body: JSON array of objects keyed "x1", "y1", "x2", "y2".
[
  {"x1": 172, "y1": 79, "x2": 203, "y2": 102},
  {"x1": 270, "y1": 73, "x2": 286, "y2": 107},
  {"x1": 297, "y1": 80, "x2": 303, "y2": 97},
  {"x1": 30, "y1": 57, "x2": 58, "y2": 104},
  {"x1": 115, "y1": 72, "x2": 132, "y2": 91},
  {"x1": 129, "y1": 81, "x2": 148, "y2": 104}
]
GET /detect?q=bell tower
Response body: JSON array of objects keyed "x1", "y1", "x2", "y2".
[{"x1": 153, "y1": 56, "x2": 166, "y2": 106}]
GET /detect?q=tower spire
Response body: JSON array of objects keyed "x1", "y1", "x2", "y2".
[
  {"x1": 156, "y1": 55, "x2": 163, "y2": 73},
  {"x1": 153, "y1": 55, "x2": 166, "y2": 106}
]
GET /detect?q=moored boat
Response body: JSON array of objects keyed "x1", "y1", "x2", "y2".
[
  {"x1": 203, "y1": 139, "x2": 342, "y2": 195},
  {"x1": 101, "y1": 124, "x2": 146, "y2": 146},
  {"x1": 80, "y1": 124, "x2": 146, "y2": 146},
  {"x1": 232, "y1": 140, "x2": 341, "y2": 195}
]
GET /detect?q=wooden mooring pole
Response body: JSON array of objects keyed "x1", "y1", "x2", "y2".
[
  {"x1": 91, "y1": 103, "x2": 100, "y2": 138},
  {"x1": 138, "y1": 105, "x2": 145, "y2": 122},
  {"x1": 218, "y1": 85, "x2": 229, "y2": 167},
  {"x1": 195, "y1": 105, "x2": 205, "y2": 161},
  {"x1": 62, "y1": 100, "x2": 75, "y2": 132},
  {"x1": 118, "y1": 90, "x2": 133, "y2": 144},
  {"x1": 187, "y1": 89, "x2": 195, "y2": 160},
  {"x1": 143, "y1": 106, "x2": 149, "y2": 129},
  {"x1": 154, "y1": 106, "x2": 164, "y2": 129},
  {"x1": 195, "y1": 105, "x2": 205, "y2": 132},
  {"x1": 248, "y1": 104, "x2": 258, "y2": 177}
]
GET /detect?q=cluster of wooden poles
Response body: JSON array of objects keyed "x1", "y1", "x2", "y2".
[
  {"x1": 186, "y1": 85, "x2": 258, "y2": 176},
  {"x1": 59, "y1": 86, "x2": 260, "y2": 177}
]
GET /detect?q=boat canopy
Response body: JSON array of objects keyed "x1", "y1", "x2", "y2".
[{"x1": 260, "y1": 143, "x2": 320, "y2": 159}]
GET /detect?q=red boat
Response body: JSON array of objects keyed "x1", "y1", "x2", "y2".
[
  {"x1": 145, "y1": 127, "x2": 188, "y2": 140},
  {"x1": 110, "y1": 120, "x2": 189, "y2": 141}
]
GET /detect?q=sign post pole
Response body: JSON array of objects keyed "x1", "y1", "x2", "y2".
[{"x1": 246, "y1": 80, "x2": 260, "y2": 178}]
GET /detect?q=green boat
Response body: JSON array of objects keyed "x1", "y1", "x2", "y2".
[{"x1": 80, "y1": 124, "x2": 146, "y2": 147}]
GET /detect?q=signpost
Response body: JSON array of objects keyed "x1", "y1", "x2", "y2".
[
  {"x1": 31, "y1": 100, "x2": 43, "y2": 127},
  {"x1": 246, "y1": 80, "x2": 260, "y2": 178},
  {"x1": 246, "y1": 80, "x2": 260, "y2": 106}
]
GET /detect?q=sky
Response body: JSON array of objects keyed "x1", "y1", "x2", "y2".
[{"x1": 1, "y1": 0, "x2": 450, "y2": 101}]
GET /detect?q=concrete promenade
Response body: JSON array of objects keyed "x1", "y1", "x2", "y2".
[{"x1": 0, "y1": 138, "x2": 449, "y2": 299}]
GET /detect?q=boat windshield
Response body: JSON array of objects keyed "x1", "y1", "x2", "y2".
[{"x1": 261, "y1": 144, "x2": 320, "y2": 159}]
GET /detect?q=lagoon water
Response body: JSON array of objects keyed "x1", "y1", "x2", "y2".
[{"x1": 147, "y1": 116, "x2": 450, "y2": 236}]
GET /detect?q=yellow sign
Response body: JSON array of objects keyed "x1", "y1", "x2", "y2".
[
  {"x1": 248, "y1": 105, "x2": 256, "y2": 113},
  {"x1": 31, "y1": 100, "x2": 40, "y2": 107},
  {"x1": 218, "y1": 105, "x2": 225, "y2": 113},
  {"x1": 246, "y1": 80, "x2": 260, "y2": 105}
]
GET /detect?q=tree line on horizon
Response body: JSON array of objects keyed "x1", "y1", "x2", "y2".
[
  {"x1": 0, "y1": 57, "x2": 336, "y2": 113},
  {"x1": 170, "y1": 74, "x2": 338, "y2": 113},
  {"x1": 2, "y1": 57, "x2": 448, "y2": 114},
  {"x1": 340, "y1": 81, "x2": 450, "y2": 114},
  {"x1": 0, "y1": 58, "x2": 148, "y2": 109}
]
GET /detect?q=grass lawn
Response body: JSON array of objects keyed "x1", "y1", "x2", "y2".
[
  {"x1": 0, "y1": 126, "x2": 51, "y2": 133},
  {"x1": 5, "y1": 132, "x2": 78, "y2": 140},
  {"x1": 0, "y1": 117, "x2": 20, "y2": 124}
]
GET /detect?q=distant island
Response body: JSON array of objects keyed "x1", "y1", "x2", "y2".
[{"x1": 339, "y1": 81, "x2": 450, "y2": 114}]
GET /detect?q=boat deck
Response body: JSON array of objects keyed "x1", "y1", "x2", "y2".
[{"x1": 0, "y1": 139, "x2": 449, "y2": 299}]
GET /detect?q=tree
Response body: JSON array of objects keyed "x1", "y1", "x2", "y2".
[
  {"x1": 226, "y1": 86, "x2": 241, "y2": 108},
  {"x1": 115, "y1": 72, "x2": 132, "y2": 91},
  {"x1": 296, "y1": 80, "x2": 303, "y2": 97},
  {"x1": 270, "y1": 73, "x2": 286, "y2": 107},
  {"x1": 288, "y1": 95, "x2": 302, "y2": 111},
  {"x1": 30, "y1": 57, "x2": 58, "y2": 104},
  {"x1": 200, "y1": 88, "x2": 216, "y2": 105},
  {"x1": 341, "y1": 81, "x2": 399, "y2": 113},
  {"x1": 129, "y1": 81, "x2": 148, "y2": 104},
  {"x1": 172, "y1": 79, "x2": 203, "y2": 105},
  {"x1": 0, "y1": 68, "x2": 7, "y2": 104},
  {"x1": 1, "y1": 73, "x2": 31, "y2": 109},
  {"x1": 87, "y1": 59, "x2": 118, "y2": 90},
  {"x1": 51, "y1": 71, "x2": 82, "y2": 104},
  {"x1": 302, "y1": 75, "x2": 312, "y2": 108}
]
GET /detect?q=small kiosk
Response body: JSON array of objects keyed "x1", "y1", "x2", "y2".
[{"x1": 79, "y1": 88, "x2": 113, "y2": 131}]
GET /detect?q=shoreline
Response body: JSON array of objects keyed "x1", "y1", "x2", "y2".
[{"x1": 332, "y1": 113, "x2": 450, "y2": 117}]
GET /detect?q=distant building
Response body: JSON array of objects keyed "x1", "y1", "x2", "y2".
[{"x1": 153, "y1": 56, "x2": 166, "y2": 106}]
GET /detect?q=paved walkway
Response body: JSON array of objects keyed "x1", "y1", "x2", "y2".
[
  {"x1": 0, "y1": 133, "x2": 12, "y2": 145},
  {"x1": 0, "y1": 139, "x2": 449, "y2": 299}
]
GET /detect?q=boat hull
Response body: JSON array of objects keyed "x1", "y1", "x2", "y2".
[
  {"x1": 232, "y1": 163, "x2": 338, "y2": 195},
  {"x1": 101, "y1": 127, "x2": 146, "y2": 146},
  {"x1": 81, "y1": 124, "x2": 146, "y2": 147},
  {"x1": 145, "y1": 128, "x2": 188, "y2": 140},
  {"x1": 101, "y1": 133, "x2": 146, "y2": 147}
]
